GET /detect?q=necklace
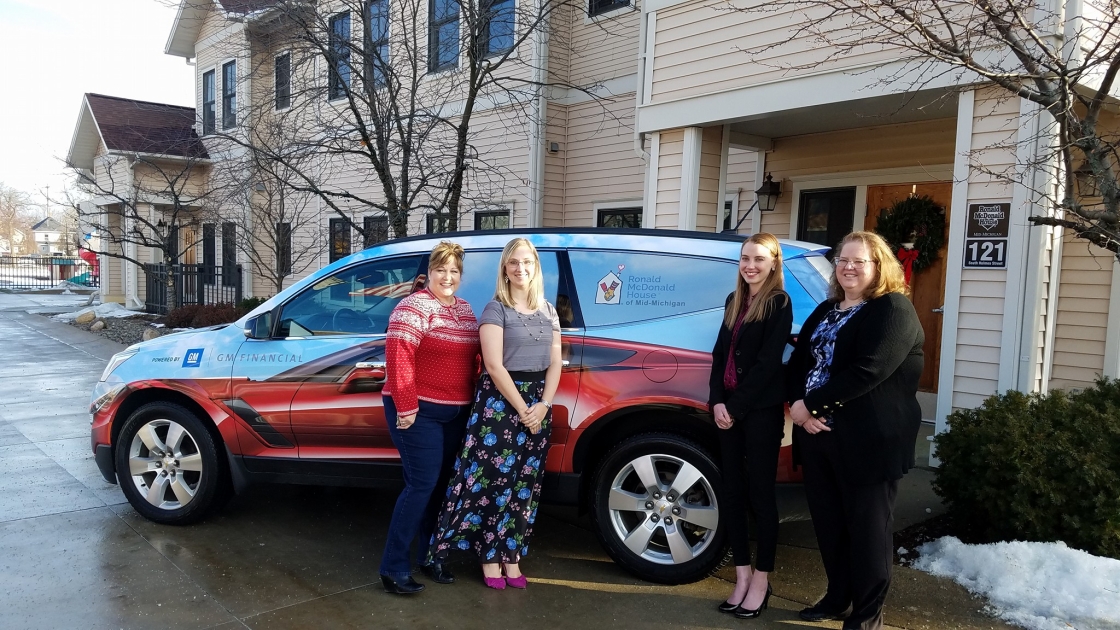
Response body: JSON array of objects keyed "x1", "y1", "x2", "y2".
[{"x1": 514, "y1": 307, "x2": 550, "y2": 342}]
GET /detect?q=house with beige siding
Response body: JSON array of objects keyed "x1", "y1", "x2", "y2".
[{"x1": 71, "y1": 0, "x2": 1118, "y2": 448}]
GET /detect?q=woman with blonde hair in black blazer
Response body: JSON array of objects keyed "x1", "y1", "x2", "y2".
[{"x1": 709, "y1": 232, "x2": 793, "y2": 619}]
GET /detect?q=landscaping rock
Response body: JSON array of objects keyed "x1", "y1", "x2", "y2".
[
  {"x1": 90, "y1": 319, "x2": 106, "y2": 331},
  {"x1": 75, "y1": 311, "x2": 96, "y2": 325},
  {"x1": 142, "y1": 327, "x2": 162, "y2": 341}
]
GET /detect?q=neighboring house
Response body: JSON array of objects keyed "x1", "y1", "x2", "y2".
[
  {"x1": 30, "y1": 217, "x2": 65, "y2": 255},
  {"x1": 67, "y1": 93, "x2": 211, "y2": 309},
  {"x1": 67, "y1": 0, "x2": 1119, "y2": 448},
  {"x1": 0, "y1": 236, "x2": 10, "y2": 255}
]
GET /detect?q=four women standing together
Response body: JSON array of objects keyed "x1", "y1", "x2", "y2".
[{"x1": 378, "y1": 231, "x2": 923, "y2": 630}]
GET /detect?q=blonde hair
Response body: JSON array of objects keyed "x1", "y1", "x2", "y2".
[
  {"x1": 828, "y1": 231, "x2": 909, "y2": 301},
  {"x1": 724, "y1": 232, "x2": 788, "y2": 329},
  {"x1": 428, "y1": 240, "x2": 465, "y2": 272},
  {"x1": 494, "y1": 238, "x2": 544, "y2": 310}
]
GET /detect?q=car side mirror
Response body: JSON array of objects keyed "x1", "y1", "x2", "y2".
[{"x1": 243, "y1": 312, "x2": 273, "y2": 339}]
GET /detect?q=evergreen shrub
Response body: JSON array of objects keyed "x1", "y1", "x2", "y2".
[{"x1": 933, "y1": 378, "x2": 1120, "y2": 558}]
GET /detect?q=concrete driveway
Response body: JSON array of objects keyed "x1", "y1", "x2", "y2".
[{"x1": 0, "y1": 294, "x2": 1012, "y2": 630}]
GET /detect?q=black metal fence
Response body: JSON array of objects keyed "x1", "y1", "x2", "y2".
[
  {"x1": 143, "y1": 263, "x2": 243, "y2": 315},
  {"x1": 0, "y1": 256, "x2": 99, "y2": 290}
]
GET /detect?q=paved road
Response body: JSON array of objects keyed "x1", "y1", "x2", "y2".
[{"x1": 0, "y1": 295, "x2": 1011, "y2": 630}]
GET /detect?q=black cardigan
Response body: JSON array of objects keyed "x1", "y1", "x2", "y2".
[
  {"x1": 787, "y1": 292, "x2": 924, "y2": 485},
  {"x1": 708, "y1": 291, "x2": 794, "y2": 420}
]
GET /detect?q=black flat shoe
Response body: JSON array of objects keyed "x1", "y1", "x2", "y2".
[
  {"x1": 799, "y1": 601, "x2": 849, "y2": 622},
  {"x1": 733, "y1": 584, "x2": 772, "y2": 619},
  {"x1": 418, "y1": 562, "x2": 455, "y2": 584},
  {"x1": 717, "y1": 597, "x2": 745, "y2": 613},
  {"x1": 381, "y1": 574, "x2": 425, "y2": 594}
]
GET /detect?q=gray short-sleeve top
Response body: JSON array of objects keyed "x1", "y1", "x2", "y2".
[{"x1": 479, "y1": 300, "x2": 561, "y2": 372}]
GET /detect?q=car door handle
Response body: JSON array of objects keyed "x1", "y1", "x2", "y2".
[
  {"x1": 562, "y1": 360, "x2": 570, "y2": 367},
  {"x1": 341, "y1": 362, "x2": 387, "y2": 394}
]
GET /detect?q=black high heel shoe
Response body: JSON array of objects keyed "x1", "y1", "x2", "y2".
[
  {"x1": 733, "y1": 583, "x2": 772, "y2": 619},
  {"x1": 381, "y1": 574, "x2": 426, "y2": 594},
  {"x1": 717, "y1": 596, "x2": 746, "y2": 614}
]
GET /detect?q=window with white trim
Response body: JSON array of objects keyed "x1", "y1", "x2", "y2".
[
  {"x1": 428, "y1": 0, "x2": 460, "y2": 72},
  {"x1": 202, "y1": 70, "x2": 215, "y2": 134},
  {"x1": 222, "y1": 61, "x2": 237, "y2": 129},
  {"x1": 328, "y1": 12, "x2": 352, "y2": 99},
  {"x1": 275, "y1": 53, "x2": 291, "y2": 110}
]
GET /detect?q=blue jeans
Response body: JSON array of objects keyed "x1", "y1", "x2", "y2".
[{"x1": 380, "y1": 396, "x2": 468, "y2": 579}]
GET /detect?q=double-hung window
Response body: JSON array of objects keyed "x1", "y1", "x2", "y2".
[
  {"x1": 426, "y1": 212, "x2": 455, "y2": 233},
  {"x1": 222, "y1": 61, "x2": 236, "y2": 129},
  {"x1": 275, "y1": 53, "x2": 291, "y2": 110},
  {"x1": 366, "y1": 0, "x2": 389, "y2": 87},
  {"x1": 277, "y1": 222, "x2": 292, "y2": 276},
  {"x1": 221, "y1": 222, "x2": 237, "y2": 286},
  {"x1": 428, "y1": 0, "x2": 460, "y2": 72},
  {"x1": 478, "y1": 0, "x2": 515, "y2": 58},
  {"x1": 329, "y1": 218, "x2": 352, "y2": 262},
  {"x1": 588, "y1": 0, "x2": 629, "y2": 17},
  {"x1": 474, "y1": 210, "x2": 510, "y2": 230},
  {"x1": 363, "y1": 215, "x2": 390, "y2": 247},
  {"x1": 328, "y1": 12, "x2": 352, "y2": 99},
  {"x1": 202, "y1": 70, "x2": 215, "y2": 134}
]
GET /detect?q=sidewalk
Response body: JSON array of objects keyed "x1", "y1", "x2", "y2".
[{"x1": 0, "y1": 295, "x2": 1015, "y2": 630}]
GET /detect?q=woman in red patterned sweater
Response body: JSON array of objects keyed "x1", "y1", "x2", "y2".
[{"x1": 379, "y1": 241, "x2": 481, "y2": 595}]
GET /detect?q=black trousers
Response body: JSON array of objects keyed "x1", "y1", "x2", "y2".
[
  {"x1": 800, "y1": 430, "x2": 898, "y2": 630},
  {"x1": 717, "y1": 404, "x2": 784, "y2": 571}
]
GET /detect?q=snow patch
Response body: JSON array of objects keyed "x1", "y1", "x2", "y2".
[
  {"x1": 52, "y1": 303, "x2": 145, "y2": 321},
  {"x1": 913, "y1": 536, "x2": 1120, "y2": 630}
]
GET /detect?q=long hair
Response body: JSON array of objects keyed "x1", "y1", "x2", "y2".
[
  {"x1": 828, "y1": 231, "x2": 909, "y2": 301},
  {"x1": 493, "y1": 237, "x2": 544, "y2": 310},
  {"x1": 724, "y1": 232, "x2": 787, "y2": 329}
]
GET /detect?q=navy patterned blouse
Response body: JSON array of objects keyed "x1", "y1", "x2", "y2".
[{"x1": 804, "y1": 301, "x2": 866, "y2": 425}]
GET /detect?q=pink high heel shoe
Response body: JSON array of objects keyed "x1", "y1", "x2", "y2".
[
  {"x1": 483, "y1": 576, "x2": 507, "y2": 590},
  {"x1": 505, "y1": 574, "x2": 528, "y2": 589}
]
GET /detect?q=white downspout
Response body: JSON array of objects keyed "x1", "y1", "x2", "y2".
[
  {"x1": 527, "y1": 0, "x2": 549, "y2": 228},
  {"x1": 125, "y1": 158, "x2": 143, "y2": 310},
  {"x1": 633, "y1": 8, "x2": 652, "y2": 161}
]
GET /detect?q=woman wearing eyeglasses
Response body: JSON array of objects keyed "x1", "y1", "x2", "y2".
[
  {"x1": 786, "y1": 231, "x2": 924, "y2": 630},
  {"x1": 709, "y1": 233, "x2": 793, "y2": 619}
]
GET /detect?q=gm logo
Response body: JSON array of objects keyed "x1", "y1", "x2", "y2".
[{"x1": 182, "y1": 349, "x2": 204, "y2": 368}]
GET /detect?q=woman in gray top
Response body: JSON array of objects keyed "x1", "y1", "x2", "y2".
[{"x1": 427, "y1": 237, "x2": 562, "y2": 590}]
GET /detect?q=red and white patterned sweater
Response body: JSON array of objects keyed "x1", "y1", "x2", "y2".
[{"x1": 383, "y1": 289, "x2": 481, "y2": 417}]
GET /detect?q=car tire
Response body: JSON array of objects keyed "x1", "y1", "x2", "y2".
[
  {"x1": 114, "y1": 402, "x2": 224, "y2": 525},
  {"x1": 590, "y1": 432, "x2": 729, "y2": 584}
]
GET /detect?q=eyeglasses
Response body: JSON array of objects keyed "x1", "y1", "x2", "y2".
[
  {"x1": 507, "y1": 259, "x2": 535, "y2": 268},
  {"x1": 833, "y1": 257, "x2": 875, "y2": 269}
]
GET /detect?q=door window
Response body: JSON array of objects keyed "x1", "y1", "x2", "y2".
[
  {"x1": 797, "y1": 188, "x2": 856, "y2": 256},
  {"x1": 568, "y1": 251, "x2": 736, "y2": 327},
  {"x1": 277, "y1": 255, "x2": 426, "y2": 336}
]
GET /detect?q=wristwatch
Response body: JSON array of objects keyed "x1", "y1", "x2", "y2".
[{"x1": 542, "y1": 400, "x2": 552, "y2": 410}]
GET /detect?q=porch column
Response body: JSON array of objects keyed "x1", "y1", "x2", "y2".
[
  {"x1": 1105, "y1": 260, "x2": 1120, "y2": 379},
  {"x1": 644, "y1": 126, "x2": 727, "y2": 231}
]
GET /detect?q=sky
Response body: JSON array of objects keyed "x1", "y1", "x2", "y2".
[{"x1": 0, "y1": 0, "x2": 195, "y2": 212}]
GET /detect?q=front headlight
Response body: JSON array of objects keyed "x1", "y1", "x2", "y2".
[
  {"x1": 90, "y1": 383, "x2": 125, "y2": 415},
  {"x1": 100, "y1": 350, "x2": 138, "y2": 382}
]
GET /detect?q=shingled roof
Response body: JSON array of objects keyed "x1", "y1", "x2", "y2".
[{"x1": 84, "y1": 94, "x2": 208, "y2": 160}]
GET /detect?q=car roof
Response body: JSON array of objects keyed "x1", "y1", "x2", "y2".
[{"x1": 357, "y1": 227, "x2": 826, "y2": 260}]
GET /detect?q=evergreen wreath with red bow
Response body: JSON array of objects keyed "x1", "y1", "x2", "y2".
[{"x1": 873, "y1": 195, "x2": 946, "y2": 284}]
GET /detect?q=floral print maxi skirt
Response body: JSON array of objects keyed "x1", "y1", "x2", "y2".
[{"x1": 428, "y1": 371, "x2": 551, "y2": 564}]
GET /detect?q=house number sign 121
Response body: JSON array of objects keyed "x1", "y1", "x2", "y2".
[
  {"x1": 963, "y1": 238, "x2": 1007, "y2": 268},
  {"x1": 963, "y1": 202, "x2": 1010, "y2": 269}
]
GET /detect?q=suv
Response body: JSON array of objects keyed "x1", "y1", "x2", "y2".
[{"x1": 90, "y1": 229, "x2": 830, "y2": 583}]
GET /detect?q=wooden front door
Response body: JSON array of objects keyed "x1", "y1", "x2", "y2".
[{"x1": 864, "y1": 183, "x2": 951, "y2": 393}]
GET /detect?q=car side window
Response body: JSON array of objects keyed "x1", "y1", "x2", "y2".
[
  {"x1": 568, "y1": 251, "x2": 736, "y2": 327},
  {"x1": 455, "y1": 250, "x2": 562, "y2": 317},
  {"x1": 276, "y1": 255, "x2": 426, "y2": 337}
]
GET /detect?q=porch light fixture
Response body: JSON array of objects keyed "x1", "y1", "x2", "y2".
[
  {"x1": 724, "y1": 172, "x2": 782, "y2": 233},
  {"x1": 1075, "y1": 163, "x2": 1101, "y2": 198}
]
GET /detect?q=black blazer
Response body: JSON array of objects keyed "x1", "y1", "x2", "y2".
[
  {"x1": 787, "y1": 292, "x2": 924, "y2": 485},
  {"x1": 709, "y1": 291, "x2": 794, "y2": 420}
]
